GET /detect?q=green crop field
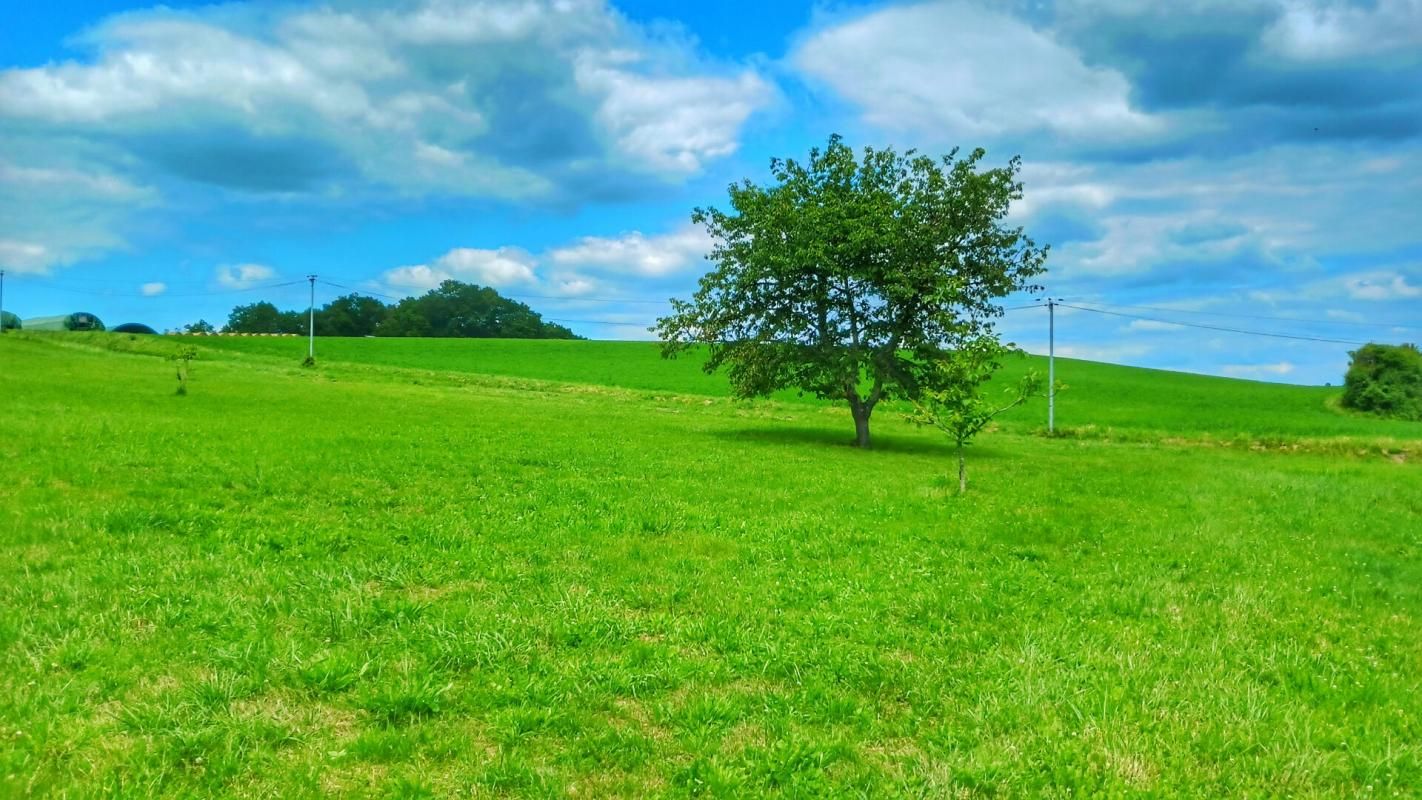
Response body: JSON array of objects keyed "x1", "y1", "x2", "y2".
[{"x1": 3, "y1": 332, "x2": 1420, "y2": 798}]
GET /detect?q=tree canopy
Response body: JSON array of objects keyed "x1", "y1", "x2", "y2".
[
  {"x1": 376, "y1": 281, "x2": 576, "y2": 339},
  {"x1": 222, "y1": 282, "x2": 579, "y2": 340},
  {"x1": 225, "y1": 301, "x2": 305, "y2": 335},
  {"x1": 1342, "y1": 342, "x2": 1422, "y2": 420},
  {"x1": 655, "y1": 135, "x2": 1048, "y2": 447}
]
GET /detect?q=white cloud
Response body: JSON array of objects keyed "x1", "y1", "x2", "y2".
[
  {"x1": 1022, "y1": 143, "x2": 1422, "y2": 284},
  {"x1": 0, "y1": 0, "x2": 774, "y2": 273},
  {"x1": 1057, "y1": 213, "x2": 1255, "y2": 278},
  {"x1": 0, "y1": 239, "x2": 52, "y2": 273},
  {"x1": 1127, "y1": 319, "x2": 1187, "y2": 332},
  {"x1": 141, "y1": 281, "x2": 167, "y2": 296},
  {"x1": 434, "y1": 247, "x2": 538, "y2": 287},
  {"x1": 575, "y1": 55, "x2": 773, "y2": 172},
  {"x1": 383, "y1": 246, "x2": 537, "y2": 291},
  {"x1": 1263, "y1": 0, "x2": 1422, "y2": 61},
  {"x1": 0, "y1": 158, "x2": 155, "y2": 273},
  {"x1": 1342, "y1": 270, "x2": 1422, "y2": 301},
  {"x1": 548, "y1": 273, "x2": 599, "y2": 297},
  {"x1": 384, "y1": 264, "x2": 451, "y2": 292},
  {"x1": 1009, "y1": 162, "x2": 1116, "y2": 221},
  {"x1": 0, "y1": 0, "x2": 771, "y2": 198},
  {"x1": 548, "y1": 224, "x2": 711, "y2": 276},
  {"x1": 1222, "y1": 361, "x2": 1295, "y2": 378},
  {"x1": 0, "y1": 161, "x2": 150, "y2": 199},
  {"x1": 792, "y1": 0, "x2": 1160, "y2": 143},
  {"x1": 216, "y1": 263, "x2": 277, "y2": 288},
  {"x1": 377, "y1": 222, "x2": 706, "y2": 301}
]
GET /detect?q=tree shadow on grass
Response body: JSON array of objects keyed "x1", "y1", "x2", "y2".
[{"x1": 708, "y1": 424, "x2": 1010, "y2": 460}]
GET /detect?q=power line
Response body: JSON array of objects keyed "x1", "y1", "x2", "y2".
[
  {"x1": 1059, "y1": 303, "x2": 1371, "y2": 345},
  {"x1": 32, "y1": 280, "x2": 307, "y2": 299},
  {"x1": 547, "y1": 317, "x2": 651, "y2": 326},
  {"x1": 318, "y1": 280, "x2": 403, "y2": 302},
  {"x1": 1064, "y1": 299, "x2": 1422, "y2": 332}
]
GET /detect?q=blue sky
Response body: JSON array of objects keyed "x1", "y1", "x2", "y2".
[{"x1": 2, "y1": 0, "x2": 1419, "y2": 384}]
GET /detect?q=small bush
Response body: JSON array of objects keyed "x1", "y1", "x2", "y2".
[{"x1": 1341, "y1": 343, "x2": 1422, "y2": 420}]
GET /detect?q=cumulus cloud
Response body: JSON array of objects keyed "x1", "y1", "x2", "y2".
[
  {"x1": 378, "y1": 222, "x2": 707, "y2": 302},
  {"x1": 216, "y1": 263, "x2": 277, "y2": 288},
  {"x1": 1263, "y1": 0, "x2": 1422, "y2": 62},
  {"x1": 0, "y1": 0, "x2": 772, "y2": 273},
  {"x1": 384, "y1": 246, "x2": 537, "y2": 291},
  {"x1": 792, "y1": 1, "x2": 1161, "y2": 143},
  {"x1": 141, "y1": 281, "x2": 167, "y2": 296},
  {"x1": 574, "y1": 54, "x2": 772, "y2": 173},
  {"x1": 0, "y1": 0, "x2": 771, "y2": 196},
  {"x1": 434, "y1": 247, "x2": 538, "y2": 286},
  {"x1": 1011, "y1": 143, "x2": 1422, "y2": 293},
  {"x1": 1044, "y1": 0, "x2": 1422, "y2": 153},
  {"x1": 548, "y1": 224, "x2": 711, "y2": 276},
  {"x1": 383, "y1": 264, "x2": 452, "y2": 292}
]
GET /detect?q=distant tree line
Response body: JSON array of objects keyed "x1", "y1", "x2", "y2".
[{"x1": 222, "y1": 280, "x2": 580, "y2": 339}]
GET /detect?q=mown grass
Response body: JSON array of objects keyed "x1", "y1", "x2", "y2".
[{"x1": 2, "y1": 332, "x2": 1420, "y2": 798}]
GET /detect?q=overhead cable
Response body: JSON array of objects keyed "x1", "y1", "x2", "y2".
[{"x1": 1059, "y1": 303, "x2": 1371, "y2": 346}]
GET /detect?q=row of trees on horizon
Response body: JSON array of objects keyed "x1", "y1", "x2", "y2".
[{"x1": 202, "y1": 280, "x2": 580, "y2": 340}]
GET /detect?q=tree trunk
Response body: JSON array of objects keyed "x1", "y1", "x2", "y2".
[
  {"x1": 957, "y1": 445, "x2": 966, "y2": 494},
  {"x1": 852, "y1": 404, "x2": 872, "y2": 448}
]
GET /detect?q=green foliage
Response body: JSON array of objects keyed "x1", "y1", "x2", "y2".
[
  {"x1": 225, "y1": 301, "x2": 305, "y2": 334},
  {"x1": 907, "y1": 339, "x2": 1044, "y2": 492},
  {"x1": 375, "y1": 280, "x2": 578, "y2": 339},
  {"x1": 168, "y1": 345, "x2": 198, "y2": 395},
  {"x1": 2, "y1": 334, "x2": 1420, "y2": 796},
  {"x1": 657, "y1": 134, "x2": 1048, "y2": 447},
  {"x1": 223, "y1": 283, "x2": 579, "y2": 340},
  {"x1": 0, "y1": 310, "x2": 19, "y2": 330},
  {"x1": 316, "y1": 293, "x2": 387, "y2": 337},
  {"x1": 1342, "y1": 342, "x2": 1422, "y2": 420},
  {"x1": 183, "y1": 319, "x2": 215, "y2": 334}
]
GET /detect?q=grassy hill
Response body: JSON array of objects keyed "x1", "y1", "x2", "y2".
[
  {"x1": 3, "y1": 332, "x2": 1419, "y2": 797},
  {"x1": 186, "y1": 334, "x2": 1422, "y2": 441}
]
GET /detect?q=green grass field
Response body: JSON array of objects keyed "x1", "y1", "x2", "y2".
[
  {"x1": 3, "y1": 332, "x2": 1420, "y2": 797},
  {"x1": 188, "y1": 334, "x2": 1422, "y2": 440}
]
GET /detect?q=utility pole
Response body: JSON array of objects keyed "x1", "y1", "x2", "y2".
[
  {"x1": 0, "y1": 269, "x2": 6, "y2": 334},
  {"x1": 1047, "y1": 298, "x2": 1056, "y2": 434},
  {"x1": 307, "y1": 274, "x2": 317, "y2": 360}
]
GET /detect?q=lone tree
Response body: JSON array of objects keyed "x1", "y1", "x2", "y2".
[
  {"x1": 907, "y1": 339, "x2": 1043, "y2": 494},
  {"x1": 655, "y1": 135, "x2": 1048, "y2": 447}
]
